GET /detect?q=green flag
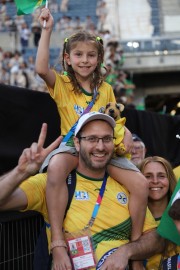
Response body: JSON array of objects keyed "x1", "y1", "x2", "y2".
[
  {"x1": 157, "y1": 179, "x2": 180, "y2": 245},
  {"x1": 14, "y1": 0, "x2": 46, "y2": 15}
]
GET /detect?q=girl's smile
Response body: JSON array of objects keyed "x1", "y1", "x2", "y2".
[{"x1": 65, "y1": 41, "x2": 99, "y2": 80}]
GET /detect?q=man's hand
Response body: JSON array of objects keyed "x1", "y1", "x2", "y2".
[
  {"x1": 130, "y1": 261, "x2": 145, "y2": 270},
  {"x1": 100, "y1": 247, "x2": 129, "y2": 270},
  {"x1": 100, "y1": 230, "x2": 165, "y2": 270},
  {"x1": 0, "y1": 123, "x2": 62, "y2": 208},
  {"x1": 18, "y1": 123, "x2": 62, "y2": 176}
]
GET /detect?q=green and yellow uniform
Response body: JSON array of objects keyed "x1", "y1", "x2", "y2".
[
  {"x1": 20, "y1": 172, "x2": 157, "y2": 268},
  {"x1": 48, "y1": 71, "x2": 116, "y2": 136}
]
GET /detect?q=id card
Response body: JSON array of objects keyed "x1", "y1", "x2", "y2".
[{"x1": 66, "y1": 229, "x2": 96, "y2": 270}]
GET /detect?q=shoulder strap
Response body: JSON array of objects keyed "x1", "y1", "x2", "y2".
[
  {"x1": 65, "y1": 169, "x2": 76, "y2": 218},
  {"x1": 63, "y1": 88, "x2": 98, "y2": 143}
]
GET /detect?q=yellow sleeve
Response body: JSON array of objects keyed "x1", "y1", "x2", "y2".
[
  {"x1": 47, "y1": 71, "x2": 72, "y2": 106},
  {"x1": 20, "y1": 173, "x2": 48, "y2": 221},
  {"x1": 173, "y1": 166, "x2": 180, "y2": 181}
]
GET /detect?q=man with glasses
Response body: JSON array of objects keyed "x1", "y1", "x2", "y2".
[
  {"x1": 0, "y1": 112, "x2": 165, "y2": 270},
  {"x1": 131, "y1": 133, "x2": 147, "y2": 168}
]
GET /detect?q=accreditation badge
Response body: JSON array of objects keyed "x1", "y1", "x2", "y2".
[{"x1": 65, "y1": 228, "x2": 96, "y2": 270}]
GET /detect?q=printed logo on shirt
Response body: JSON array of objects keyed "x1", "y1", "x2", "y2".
[
  {"x1": 117, "y1": 192, "x2": 128, "y2": 205},
  {"x1": 99, "y1": 106, "x2": 106, "y2": 113},
  {"x1": 74, "y1": 105, "x2": 84, "y2": 116},
  {"x1": 75, "y1": 191, "x2": 90, "y2": 200}
]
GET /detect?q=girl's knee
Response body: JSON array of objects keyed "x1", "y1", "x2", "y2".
[{"x1": 139, "y1": 173, "x2": 149, "y2": 190}]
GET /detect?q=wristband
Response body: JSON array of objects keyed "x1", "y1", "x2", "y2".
[{"x1": 50, "y1": 240, "x2": 67, "y2": 251}]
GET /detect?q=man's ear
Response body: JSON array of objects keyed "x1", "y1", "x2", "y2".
[
  {"x1": 73, "y1": 136, "x2": 80, "y2": 152},
  {"x1": 64, "y1": 53, "x2": 71, "y2": 65}
]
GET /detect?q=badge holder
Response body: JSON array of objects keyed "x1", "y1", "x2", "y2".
[
  {"x1": 65, "y1": 173, "x2": 108, "y2": 270},
  {"x1": 65, "y1": 227, "x2": 96, "y2": 270}
]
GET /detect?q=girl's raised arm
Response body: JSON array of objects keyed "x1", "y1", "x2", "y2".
[{"x1": 35, "y1": 8, "x2": 56, "y2": 88}]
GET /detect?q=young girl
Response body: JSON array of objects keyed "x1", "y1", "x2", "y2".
[{"x1": 36, "y1": 8, "x2": 148, "y2": 270}]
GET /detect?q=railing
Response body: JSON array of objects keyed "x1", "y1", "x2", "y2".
[
  {"x1": 121, "y1": 36, "x2": 180, "y2": 54},
  {"x1": 0, "y1": 211, "x2": 44, "y2": 270}
]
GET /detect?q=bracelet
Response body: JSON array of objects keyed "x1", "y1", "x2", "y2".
[{"x1": 50, "y1": 240, "x2": 68, "y2": 251}]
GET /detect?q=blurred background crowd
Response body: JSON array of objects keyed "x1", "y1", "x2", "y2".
[{"x1": 0, "y1": 0, "x2": 180, "y2": 114}]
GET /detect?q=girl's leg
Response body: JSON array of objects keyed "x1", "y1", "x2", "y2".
[
  {"x1": 108, "y1": 165, "x2": 148, "y2": 269},
  {"x1": 107, "y1": 165, "x2": 149, "y2": 241},
  {"x1": 46, "y1": 153, "x2": 78, "y2": 270}
]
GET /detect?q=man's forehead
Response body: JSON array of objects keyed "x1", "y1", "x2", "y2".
[
  {"x1": 82, "y1": 120, "x2": 114, "y2": 133},
  {"x1": 133, "y1": 140, "x2": 144, "y2": 147}
]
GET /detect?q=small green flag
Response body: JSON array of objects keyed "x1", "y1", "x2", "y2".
[
  {"x1": 14, "y1": 0, "x2": 46, "y2": 15},
  {"x1": 157, "y1": 179, "x2": 180, "y2": 245}
]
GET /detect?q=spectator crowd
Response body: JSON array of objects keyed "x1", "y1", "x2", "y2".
[{"x1": 0, "y1": 0, "x2": 137, "y2": 107}]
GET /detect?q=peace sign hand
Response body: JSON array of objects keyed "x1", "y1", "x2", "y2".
[{"x1": 18, "y1": 123, "x2": 62, "y2": 176}]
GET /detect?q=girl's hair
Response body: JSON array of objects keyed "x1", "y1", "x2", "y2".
[
  {"x1": 62, "y1": 30, "x2": 105, "y2": 94},
  {"x1": 139, "y1": 156, "x2": 177, "y2": 201}
]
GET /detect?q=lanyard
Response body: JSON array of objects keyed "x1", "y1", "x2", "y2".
[
  {"x1": 178, "y1": 255, "x2": 180, "y2": 270},
  {"x1": 62, "y1": 87, "x2": 98, "y2": 143},
  {"x1": 45, "y1": 172, "x2": 108, "y2": 230},
  {"x1": 85, "y1": 172, "x2": 108, "y2": 229}
]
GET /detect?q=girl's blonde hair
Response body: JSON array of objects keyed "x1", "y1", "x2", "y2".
[
  {"x1": 62, "y1": 31, "x2": 105, "y2": 94},
  {"x1": 139, "y1": 156, "x2": 177, "y2": 200}
]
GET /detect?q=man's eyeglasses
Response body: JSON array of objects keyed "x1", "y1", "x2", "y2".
[{"x1": 79, "y1": 136, "x2": 115, "y2": 144}]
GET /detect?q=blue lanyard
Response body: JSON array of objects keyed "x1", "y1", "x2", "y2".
[
  {"x1": 85, "y1": 173, "x2": 108, "y2": 228},
  {"x1": 62, "y1": 87, "x2": 98, "y2": 143}
]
